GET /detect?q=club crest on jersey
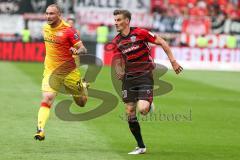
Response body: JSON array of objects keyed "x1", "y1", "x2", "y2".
[
  {"x1": 74, "y1": 33, "x2": 79, "y2": 40},
  {"x1": 130, "y1": 36, "x2": 136, "y2": 42}
]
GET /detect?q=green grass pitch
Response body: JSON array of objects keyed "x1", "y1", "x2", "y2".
[{"x1": 0, "y1": 61, "x2": 239, "y2": 160}]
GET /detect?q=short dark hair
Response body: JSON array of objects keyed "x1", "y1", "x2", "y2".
[
  {"x1": 47, "y1": 4, "x2": 62, "y2": 13},
  {"x1": 113, "y1": 9, "x2": 131, "y2": 21}
]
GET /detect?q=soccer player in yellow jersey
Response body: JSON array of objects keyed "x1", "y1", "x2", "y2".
[{"x1": 34, "y1": 4, "x2": 88, "y2": 141}]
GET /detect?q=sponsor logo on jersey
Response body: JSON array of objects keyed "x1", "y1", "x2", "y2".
[
  {"x1": 122, "y1": 45, "x2": 140, "y2": 54},
  {"x1": 74, "y1": 33, "x2": 79, "y2": 40}
]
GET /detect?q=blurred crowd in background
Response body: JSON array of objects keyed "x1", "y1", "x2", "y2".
[
  {"x1": 152, "y1": 0, "x2": 239, "y2": 19},
  {"x1": 0, "y1": 0, "x2": 239, "y2": 48}
]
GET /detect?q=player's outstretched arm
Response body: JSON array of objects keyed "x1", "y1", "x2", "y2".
[
  {"x1": 154, "y1": 36, "x2": 183, "y2": 74},
  {"x1": 70, "y1": 41, "x2": 87, "y2": 67}
]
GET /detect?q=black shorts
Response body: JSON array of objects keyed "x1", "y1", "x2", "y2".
[{"x1": 122, "y1": 71, "x2": 153, "y2": 103}]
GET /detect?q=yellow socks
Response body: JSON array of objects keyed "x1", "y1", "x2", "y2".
[{"x1": 37, "y1": 102, "x2": 51, "y2": 131}]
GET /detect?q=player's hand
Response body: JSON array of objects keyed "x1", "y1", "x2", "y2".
[
  {"x1": 116, "y1": 70, "x2": 125, "y2": 80},
  {"x1": 171, "y1": 60, "x2": 183, "y2": 74},
  {"x1": 70, "y1": 47, "x2": 79, "y2": 55}
]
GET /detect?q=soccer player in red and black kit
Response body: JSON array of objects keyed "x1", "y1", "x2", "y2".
[{"x1": 112, "y1": 9, "x2": 183, "y2": 154}]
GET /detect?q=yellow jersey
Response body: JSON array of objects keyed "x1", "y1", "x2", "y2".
[{"x1": 43, "y1": 20, "x2": 80, "y2": 74}]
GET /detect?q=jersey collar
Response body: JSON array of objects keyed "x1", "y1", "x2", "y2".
[
  {"x1": 49, "y1": 19, "x2": 63, "y2": 30},
  {"x1": 120, "y1": 27, "x2": 135, "y2": 38}
]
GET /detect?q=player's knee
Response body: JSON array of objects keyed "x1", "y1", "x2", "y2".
[
  {"x1": 139, "y1": 106, "x2": 150, "y2": 115},
  {"x1": 42, "y1": 94, "x2": 55, "y2": 105},
  {"x1": 74, "y1": 96, "x2": 87, "y2": 107},
  {"x1": 137, "y1": 100, "x2": 151, "y2": 115},
  {"x1": 126, "y1": 107, "x2": 135, "y2": 116}
]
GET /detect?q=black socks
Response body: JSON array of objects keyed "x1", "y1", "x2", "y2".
[{"x1": 128, "y1": 116, "x2": 145, "y2": 148}]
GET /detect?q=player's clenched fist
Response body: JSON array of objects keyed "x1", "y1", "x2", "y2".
[
  {"x1": 170, "y1": 60, "x2": 183, "y2": 74},
  {"x1": 70, "y1": 47, "x2": 79, "y2": 55}
]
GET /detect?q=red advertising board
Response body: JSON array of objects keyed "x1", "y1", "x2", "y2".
[
  {"x1": 0, "y1": 42, "x2": 45, "y2": 62},
  {"x1": 99, "y1": 43, "x2": 240, "y2": 71}
]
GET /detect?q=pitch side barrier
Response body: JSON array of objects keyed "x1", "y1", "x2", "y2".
[
  {"x1": 99, "y1": 43, "x2": 240, "y2": 72},
  {"x1": 1, "y1": 42, "x2": 240, "y2": 71},
  {"x1": 0, "y1": 41, "x2": 96, "y2": 62}
]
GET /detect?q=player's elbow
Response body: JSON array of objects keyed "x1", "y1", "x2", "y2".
[
  {"x1": 82, "y1": 47, "x2": 87, "y2": 54},
  {"x1": 78, "y1": 47, "x2": 87, "y2": 54},
  {"x1": 155, "y1": 36, "x2": 168, "y2": 47}
]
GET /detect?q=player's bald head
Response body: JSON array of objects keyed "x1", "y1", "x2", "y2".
[
  {"x1": 45, "y1": 4, "x2": 62, "y2": 27},
  {"x1": 46, "y1": 4, "x2": 62, "y2": 14}
]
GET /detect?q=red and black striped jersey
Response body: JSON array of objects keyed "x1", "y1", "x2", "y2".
[{"x1": 112, "y1": 27, "x2": 157, "y2": 75}]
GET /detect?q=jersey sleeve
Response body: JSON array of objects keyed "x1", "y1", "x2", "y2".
[
  {"x1": 139, "y1": 29, "x2": 157, "y2": 43},
  {"x1": 114, "y1": 46, "x2": 122, "y2": 59},
  {"x1": 110, "y1": 38, "x2": 122, "y2": 59},
  {"x1": 66, "y1": 27, "x2": 81, "y2": 47},
  {"x1": 110, "y1": 40, "x2": 125, "y2": 71}
]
